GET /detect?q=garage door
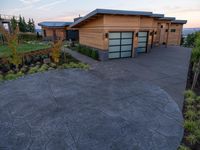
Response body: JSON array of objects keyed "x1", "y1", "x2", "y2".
[
  {"x1": 137, "y1": 31, "x2": 148, "y2": 53},
  {"x1": 109, "y1": 32, "x2": 133, "y2": 59}
]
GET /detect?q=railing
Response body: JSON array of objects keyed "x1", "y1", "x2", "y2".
[{"x1": 0, "y1": 14, "x2": 19, "y2": 21}]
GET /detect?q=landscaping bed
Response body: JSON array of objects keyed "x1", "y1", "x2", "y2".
[
  {"x1": 70, "y1": 44, "x2": 99, "y2": 60},
  {"x1": 0, "y1": 52, "x2": 89, "y2": 82},
  {"x1": 0, "y1": 41, "x2": 51, "y2": 57}
]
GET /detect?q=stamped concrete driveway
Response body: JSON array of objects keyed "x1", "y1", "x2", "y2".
[{"x1": 0, "y1": 46, "x2": 190, "y2": 150}]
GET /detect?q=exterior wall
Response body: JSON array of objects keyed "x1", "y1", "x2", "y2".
[
  {"x1": 168, "y1": 24, "x2": 183, "y2": 45},
  {"x1": 42, "y1": 27, "x2": 66, "y2": 40},
  {"x1": 78, "y1": 16, "x2": 105, "y2": 50},
  {"x1": 76, "y1": 14, "x2": 185, "y2": 60}
]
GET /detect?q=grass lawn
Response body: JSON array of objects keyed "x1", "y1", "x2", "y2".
[{"x1": 0, "y1": 43, "x2": 51, "y2": 57}]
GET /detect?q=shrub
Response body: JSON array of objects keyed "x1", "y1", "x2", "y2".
[
  {"x1": 91, "y1": 50, "x2": 99, "y2": 60},
  {"x1": 75, "y1": 45, "x2": 99, "y2": 60},
  {"x1": 28, "y1": 66, "x2": 39, "y2": 74},
  {"x1": 0, "y1": 74, "x2": 3, "y2": 82},
  {"x1": 195, "y1": 96, "x2": 200, "y2": 103},
  {"x1": 185, "y1": 110, "x2": 197, "y2": 120},
  {"x1": 49, "y1": 63, "x2": 57, "y2": 68},
  {"x1": 184, "y1": 90, "x2": 196, "y2": 99},
  {"x1": 16, "y1": 71, "x2": 24, "y2": 78},
  {"x1": 185, "y1": 97, "x2": 196, "y2": 105},
  {"x1": 38, "y1": 64, "x2": 49, "y2": 72},
  {"x1": 4, "y1": 73, "x2": 18, "y2": 80},
  {"x1": 186, "y1": 134, "x2": 198, "y2": 145},
  {"x1": 20, "y1": 66, "x2": 28, "y2": 73},
  {"x1": 184, "y1": 120, "x2": 198, "y2": 133},
  {"x1": 178, "y1": 145, "x2": 191, "y2": 150}
]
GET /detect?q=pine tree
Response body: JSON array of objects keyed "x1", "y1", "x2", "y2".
[
  {"x1": 11, "y1": 16, "x2": 18, "y2": 31},
  {"x1": 18, "y1": 15, "x2": 23, "y2": 32},
  {"x1": 27, "y1": 18, "x2": 32, "y2": 32},
  {"x1": 22, "y1": 17, "x2": 27, "y2": 32},
  {"x1": 31, "y1": 18, "x2": 35, "y2": 32}
]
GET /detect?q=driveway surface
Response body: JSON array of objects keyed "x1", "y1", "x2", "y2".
[{"x1": 0, "y1": 46, "x2": 191, "y2": 150}]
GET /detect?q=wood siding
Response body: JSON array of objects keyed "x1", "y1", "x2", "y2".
[
  {"x1": 42, "y1": 27, "x2": 66, "y2": 40},
  {"x1": 168, "y1": 24, "x2": 183, "y2": 45}
]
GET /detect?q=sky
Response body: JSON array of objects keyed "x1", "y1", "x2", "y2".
[{"x1": 0, "y1": 0, "x2": 200, "y2": 29}]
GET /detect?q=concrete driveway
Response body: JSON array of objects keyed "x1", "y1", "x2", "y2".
[{"x1": 0, "y1": 46, "x2": 191, "y2": 150}]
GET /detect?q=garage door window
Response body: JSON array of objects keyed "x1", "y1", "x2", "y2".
[
  {"x1": 137, "y1": 31, "x2": 148, "y2": 53},
  {"x1": 109, "y1": 32, "x2": 133, "y2": 59}
]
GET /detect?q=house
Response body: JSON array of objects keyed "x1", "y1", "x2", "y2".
[
  {"x1": 38, "y1": 21, "x2": 79, "y2": 41},
  {"x1": 39, "y1": 9, "x2": 187, "y2": 60}
]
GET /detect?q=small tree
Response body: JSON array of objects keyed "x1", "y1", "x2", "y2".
[
  {"x1": 51, "y1": 40, "x2": 63, "y2": 64},
  {"x1": 191, "y1": 33, "x2": 200, "y2": 89},
  {"x1": 0, "y1": 26, "x2": 22, "y2": 69}
]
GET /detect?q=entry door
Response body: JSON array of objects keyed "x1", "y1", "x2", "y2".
[
  {"x1": 137, "y1": 31, "x2": 148, "y2": 53},
  {"x1": 109, "y1": 32, "x2": 133, "y2": 59}
]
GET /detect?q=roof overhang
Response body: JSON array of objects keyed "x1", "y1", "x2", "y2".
[
  {"x1": 70, "y1": 9, "x2": 155, "y2": 28},
  {"x1": 38, "y1": 21, "x2": 73, "y2": 28},
  {"x1": 171, "y1": 20, "x2": 187, "y2": 24},
  {"x1": 158, "y1": 17, "x2": 176, "y2": 21}
]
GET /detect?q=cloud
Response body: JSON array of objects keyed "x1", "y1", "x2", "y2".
[
  {"x1": 37, "y1": 0, "x2": 66, "y2": 10},
  {"x1": 19, "y1": 0, "x2": 41, "y2": 4}
]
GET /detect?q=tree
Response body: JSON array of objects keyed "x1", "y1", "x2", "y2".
[
  {"x1": 27, "y1": 18, "x2": 32, "y2": 32},
  {"x1": 184, "y1": 32, "x2": 200, "y2": 48},
  {"x1": 0, "y1": 26, "x2": 22, "y2": 69},
  {"x1": 31, "y1": 18, "x2": 35, "y2": 32},
  {"x1": 51, "y1": 40, "x2": 63, "y2": 64},
  {"x1": 191, "y1": 33, "x2": 200, "y2": 89},
  {"x1": 10, "y1": 16, "x2": 18, "y2": 31}
]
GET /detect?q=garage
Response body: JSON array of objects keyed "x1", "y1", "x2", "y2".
[
  {"x1": 108, "y1": 32, "x2": 133, "y2": 59},
  {"x1": 137, "y1": 31, "x2": 148, "y2": 53}
]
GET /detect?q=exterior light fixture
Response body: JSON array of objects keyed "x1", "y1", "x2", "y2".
[
  {"x1": 105, "y1": 33, "x2": 108, "y2": 39},
  {"x1": 136, "y1": 32, "x2": 138, "y2": 37}
]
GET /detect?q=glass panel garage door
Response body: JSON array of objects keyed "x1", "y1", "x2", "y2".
[
  {"x1": 137, "y1": 31, "x2": 148, "y2": 53},
  {"x1": 109, "y1": 32, "x2": 133, "y2": 59}
]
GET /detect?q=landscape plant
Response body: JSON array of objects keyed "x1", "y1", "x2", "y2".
[
  {"x1": 180, "y1": 90, "x2": 200, "y2": 150},
  {"x1": 0, "y1": 26, "x2": 22, "y2": 69},
  {"x1": 51, "y1": 40, "x2": 63, "y2": 64},
  {"x1": 191, "y1": 33, "x2": 200, "y2": 89}
]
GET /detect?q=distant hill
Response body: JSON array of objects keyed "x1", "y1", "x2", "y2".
[{"x1": 183, "y1": 28, "x2": 200, "y2": 36}]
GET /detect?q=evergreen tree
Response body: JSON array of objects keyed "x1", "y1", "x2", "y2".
[
  {"x1": 27, "y1": 18, "x2": 32, "y2": 32},
  {"x1": 31, "y1": 18, "x2": 35, "y2": 32},
  {"x1": 22, "y1": 17, "x2": 27, "y2": 32},
  {"x1": 18, "y1": 15, "x2": 24, "y2": 32},
  {"x1": 10, "y1": 16, "x2": 18, "y2": 31}
]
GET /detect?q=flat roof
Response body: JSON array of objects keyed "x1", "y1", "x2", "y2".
[
  {"x1": 158, "y1": 17, "x2": 176, "y2": 21},
  {"x1": 70, "y1": 9, "x2": 159, "y2": 27},
  {"x1": 171, "y1": 20, "x2": 187, "y2": 24},
  {"x1": 38, "y1": 21, "x2": 73, "y2": 27}
]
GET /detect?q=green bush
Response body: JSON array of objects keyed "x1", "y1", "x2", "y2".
[
  {"x1": 185, "y1": 97, "x2": 196, "y2": 105},
  {"x1": 49, "y1": 63, "x2": 57, "y2": 68},
  {"x1": 91, "y1": 50, "x2": 99, "y2": 60},
  {"x1": 38, "y1": 64, "x2": 49, "y2": 72},
  {"x1": 28, "y1": 66, "x2": 39, "y2": 74},
  {"x1": 186, "y1": 134, "x2": 198, "y2": 145},
  {"x1": 184, "y1": 90, "x2": 196, "y2": 99},
  {"x1": 184, "y1": 120, "x2": 198, "y2": 133},
  {"x1": 75, "y1": 45, "x2": 99, "y2": 60},
  {"x1": 62, "y1": 62, "x2": 89, "y2": 69},
  {"x1": 16, "y1": 71, "x2": 24, "y2": 78},
  {"x1": 185, "y1": 110, "x2": 197, "y2": 120},
  {"x1": 5, "y1": 73, "x2": 18, "y2": 80},
  {"x1": 18, "y1": 33, "x2": 39, "y2": 42}
]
